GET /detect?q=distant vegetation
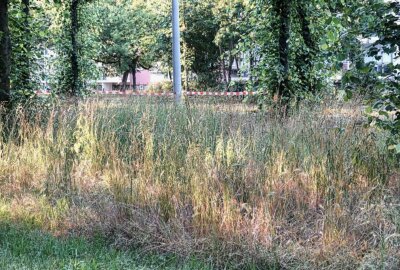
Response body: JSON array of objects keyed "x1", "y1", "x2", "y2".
[{"x1": 0, "y1": 0, "x2": 398, "y2": 147}]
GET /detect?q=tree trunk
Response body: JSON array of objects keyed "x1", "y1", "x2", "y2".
[
  {"x1": 0, "y1": 0, "x2": 10, "y2": 104},
  {"x1": 220, "y1": 46, "x2": 227, "y2": 90},
  {"x1": 121, "y1": 70, "x2": 129, "y2": 91},
  {"x1": 184, "y1": 50, "x2": 189, "y2": 91},
  {"x1": 249, "y1": 51, "x2": 254, "y2": 83},
  {"x1": 275, "y1": 0, "x2": 291, "y2": 102},
  {"x1": 131, "y1": 65, "x2": 136, "y2": 91},
  {"x1": 70, "y1": 0, "x2": 80, "y2": 96},
  {"x1": 227, "y1": 40, "x2": 234, "y2": 85},
  {"x1": 228, "y1": 57, "x2": 233, "y2": 85},
  {"x1": 182, "y1": 0, "x2": 189, "y2": 92},
  {"x1": 20, "y1": 0, "x2": 30, "y2": 90},
  {"x1": 297, "y1": 2, "x2": 316, "y2": 93}
]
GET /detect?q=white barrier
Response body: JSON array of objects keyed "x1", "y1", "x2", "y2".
[{"x1": 36, "y1": 91, "x2": 255, "y2": 97}]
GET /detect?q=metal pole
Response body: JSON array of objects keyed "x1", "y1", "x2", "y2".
[{"x1": 172, "y1": 0, "x2": 182, "y2": 103}]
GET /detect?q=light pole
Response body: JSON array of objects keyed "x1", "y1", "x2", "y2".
[{"x1": 172, "y1": 0, "x2": 182, "y2": 103}]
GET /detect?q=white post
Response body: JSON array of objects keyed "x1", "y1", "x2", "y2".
[{"x1": 172, "y1": 0, "x2": 182, "y2": 103}]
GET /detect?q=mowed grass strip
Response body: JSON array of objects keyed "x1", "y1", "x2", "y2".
[{"x1": 0, "y1": 223, "x2": 213, "y2": 270}]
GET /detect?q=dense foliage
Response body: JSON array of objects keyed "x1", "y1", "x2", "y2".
[
  {"x1": 0, "y1": 0, "x2": 399, "y2": 145},
  {"x1": 364, "y1": 1, "x2": 400, "y2": 153}
]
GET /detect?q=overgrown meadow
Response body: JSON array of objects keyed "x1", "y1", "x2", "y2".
[{"x1": 0, "y1": 98, "x2": 399, "y2": 269}]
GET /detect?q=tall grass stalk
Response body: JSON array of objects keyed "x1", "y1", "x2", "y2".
[{"x1": 0, "y1": 98, "x2": 399, "y2": 269}]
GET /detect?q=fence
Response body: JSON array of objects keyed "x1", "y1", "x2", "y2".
[{"x1": 36, "y1": 91, "x2": 256, "y2": 97}]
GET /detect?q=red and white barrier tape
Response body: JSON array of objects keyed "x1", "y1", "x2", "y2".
[{"x1": 35, "y1": 91, "x2": 255, "y2": 97}]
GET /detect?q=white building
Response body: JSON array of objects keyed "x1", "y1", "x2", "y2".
[
  {"x1": 97, "y1": 70, "x2": 167, "y2": 91},
  {"x1": 361, "y1": 37, "x2": 399, "y2": 73}
]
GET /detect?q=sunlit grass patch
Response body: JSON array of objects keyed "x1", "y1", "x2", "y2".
[{"x1": 0, "y1": 98, "x2": 399, "y2": 269}]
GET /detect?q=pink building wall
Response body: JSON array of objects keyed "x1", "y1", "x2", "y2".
[{"x1": 130, "y1": 70, "x2": 151, "y2": 85}]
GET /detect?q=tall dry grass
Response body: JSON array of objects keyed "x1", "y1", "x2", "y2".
[{"x1": 0, "y1": 98, "x2": 399, "y2": 269}]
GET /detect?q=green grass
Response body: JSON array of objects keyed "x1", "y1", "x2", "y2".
[{"x1": 0, "y1": 222, "x2": 211, "y2": 270}]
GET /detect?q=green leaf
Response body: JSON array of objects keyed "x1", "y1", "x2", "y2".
[
  {"x1": 396, "y1": 144, "x2": 400, "y2": 154},
  {"x1": 378, "y1": 110, "x2": 389, "y2": 118},
  {"x1": 344, "y1": 90, "x2": 353, "y2": 102}
]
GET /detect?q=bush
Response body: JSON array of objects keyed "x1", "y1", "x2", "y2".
[
  {"x1": 160, "y1": 81, "x2": 173, "y2": 92},
  {"x1": 228, "y1": 80, "x2": 247, "y2": 92},
  {"x1": 147, "y1": 81, "x2": 173, "y2": 93}
]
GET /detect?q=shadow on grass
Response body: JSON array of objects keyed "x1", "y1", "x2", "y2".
[{"x1": 0, "y1": 221, "x2": 212, "y2": 270}]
